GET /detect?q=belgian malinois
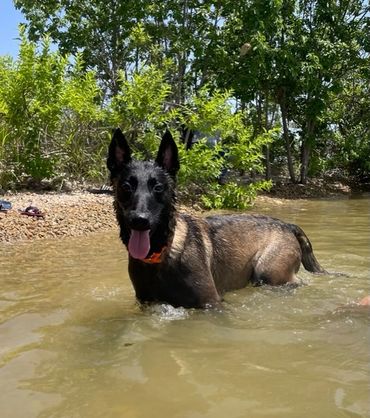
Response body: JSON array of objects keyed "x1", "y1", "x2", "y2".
[{"x1": 107, "y1": 129, "x2": 326, "y2": 308}]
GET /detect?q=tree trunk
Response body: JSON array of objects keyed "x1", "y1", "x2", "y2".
[
  {"x1": 262, "y1": 95, "x2": 271, "y2": 180},
  {"x1": 300, "y1": 119, "x2": 315, "y2": 184},
  {"x1": 265, "y1": 145, "x2": 271, "y2": 180},
  {"x1": 256, "y1": 93, "x2": 263, "y2": 135},
  {"x1": 279, "y1": 101, "x2": 296, "y2": 183},
  {"x1": 176, "y1": 55, "x2": 186, "y2": 104},
  {"x1": 175, "y1": 0, "x2": 189, "y2": 104},
  {"x1": 255, "y1": 93, "x2": 270, "y2": 179},
  {"x1": 300, "y1": 141, "x2": 310, "y2": 184}
]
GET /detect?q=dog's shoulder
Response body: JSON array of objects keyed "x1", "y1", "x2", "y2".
[{"x1": 168, "y1": 212, "x2": 211, "y2": 259}]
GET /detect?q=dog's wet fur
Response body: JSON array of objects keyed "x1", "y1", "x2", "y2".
[{"x1": 108, "y1": 129, "x2": 327, "y2": 308}]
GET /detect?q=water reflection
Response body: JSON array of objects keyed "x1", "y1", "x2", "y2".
[{"x1": 0, "y1": 198, "x2": 369, "y2": 418}]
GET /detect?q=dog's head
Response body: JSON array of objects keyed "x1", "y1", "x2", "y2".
[{"x1": 107, "y1": 129, "x2": 179, "y2": 260}]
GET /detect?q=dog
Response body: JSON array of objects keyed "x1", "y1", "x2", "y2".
[{"x1": 107, "y1": 128, "x2": 326, "y2": 308}]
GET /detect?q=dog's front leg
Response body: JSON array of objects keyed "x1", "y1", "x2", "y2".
[{"x1": 188, "y1": 273, "x2": 222, "y2": 308}]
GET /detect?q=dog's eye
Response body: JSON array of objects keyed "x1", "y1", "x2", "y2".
[
  {"x1": 121, "y1": 182, "x2": 132, "y2": 193},
  {"x1": 153, "y1": 183, "x2": 164, "y2": 193}
]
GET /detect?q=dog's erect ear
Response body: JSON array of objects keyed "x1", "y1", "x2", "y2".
[
  {"x1": 107, "y1": 128, "x2": 132, "y2": 178},
  {"x1": 155, "y1": 130, "x2": 180, "y2": 177}
]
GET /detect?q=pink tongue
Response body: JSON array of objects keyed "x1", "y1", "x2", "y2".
[{"x1": 128, "y1": 230, "x2": 151, "y2": 260}]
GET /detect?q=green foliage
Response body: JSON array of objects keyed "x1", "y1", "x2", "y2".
[
  {"x1": 112, "y1": 65, "x2": 172, "y2": 128},
  {"x1": 324, "y1": 69, "x2": 370, "y2": 177},
  {"x1": 57, "y1": 54, "x2": 106, "y2": 179},
  {"x1": 177, "y1": 129, "x2": 272, "y2": 210},
  {"x1": 210, "y1": 0, "x2": 369, "y2": 183},
  {"x1": 14, "y1": 0, "x2": 148, "y2": 95},
  {"x1": 175, "y1": 88, "x2": 272, "y2": 208},
  {"x1": 178, "y1": 136, "x2": 272, "y2": 210},
  {"x1": 0, "y1": 33, "x2": 104, "y2": 185},
  {"x1": 1, "y1": 39, "x2": 270, "y2": 208},
  {"x1": 4, "y1": 0, "x2": 370, "y2": 199},
  {"x1": 0, "y1": 34, "x2": 66, "y2": 180},
  {"x1": 109, "y1": 63, "x2": 175, "y2": 157},
  {"x1": 109, "y1": 67, "x2": 272, "y2": 209},
  {"x1": 178, "y1": 140, "x2": 224, "y2": 187},
  {"x1": 201, "y1": 181, "x2": 271, "y2": 211},
  {"x1": 14, "y1": 0, "x2": 370, "y2": 185}
]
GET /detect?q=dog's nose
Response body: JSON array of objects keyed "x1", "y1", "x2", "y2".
[{"x1": 130, "y1": 213, "x2": 150, "y2": 230}]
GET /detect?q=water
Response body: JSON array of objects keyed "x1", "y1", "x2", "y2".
[{"x1": 1, "y1": 197, "x2": 369, "y2": 418}]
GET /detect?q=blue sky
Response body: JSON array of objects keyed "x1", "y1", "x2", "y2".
[{"x1": 0, "y1": 0, "x2": 24, "y2": 58}]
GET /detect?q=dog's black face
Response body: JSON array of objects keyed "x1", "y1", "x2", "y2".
[{"x1": 107, "y1": 129, "x2": 179, "y2": 260}]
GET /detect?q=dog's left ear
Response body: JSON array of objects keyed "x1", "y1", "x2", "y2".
[{"x1": 155, "y1": 130, "x2": 180, "y2": 177}]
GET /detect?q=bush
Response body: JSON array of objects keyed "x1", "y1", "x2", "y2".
[
  {"x1": 0, "y1": 32, "x2": 105, "y2": 186},
  {"x1": 110, "y1": 72, "x2": 272, "y2": 208}
]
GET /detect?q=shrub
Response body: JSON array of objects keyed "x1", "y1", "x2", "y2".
[
  {"x1": 110, "y1": 70, "x2": 272, "y2": 208},
  {"x1": 0, "y1": 32, "x2": 104, "y2": 186}
]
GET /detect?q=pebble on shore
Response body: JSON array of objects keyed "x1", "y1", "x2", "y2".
[{"x1": 0, "y1": 192, "x2": 118, "y2": 243}]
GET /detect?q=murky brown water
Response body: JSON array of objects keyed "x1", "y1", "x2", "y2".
[{"x1": 1, "y1": 197, "x2": 369, "y2": 418}]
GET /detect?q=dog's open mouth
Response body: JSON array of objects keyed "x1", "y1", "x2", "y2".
[{"x1": 128, "y1": 229, "x2": 151, "y2": 259}]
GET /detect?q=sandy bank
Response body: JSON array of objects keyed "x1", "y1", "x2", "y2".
[{"x1": 0, "y1": 192, "x2": 117, "y2": 243}]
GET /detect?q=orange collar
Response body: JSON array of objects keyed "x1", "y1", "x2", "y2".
[{"x1": 142, "y1": 246, "x2": 167, "y2": 264}]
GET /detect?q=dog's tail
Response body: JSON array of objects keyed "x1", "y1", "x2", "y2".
[{"x1": 289, "y1": 224, "x2": 327, "y2": 274}]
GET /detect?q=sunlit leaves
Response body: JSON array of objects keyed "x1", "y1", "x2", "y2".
[{"x1": 0, "y1": 34, "x2": 103, "y2": 182}]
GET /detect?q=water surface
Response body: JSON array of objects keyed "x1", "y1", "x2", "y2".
[{"x1": 1, "y1": 197, "x2": 369, "y2": 418}]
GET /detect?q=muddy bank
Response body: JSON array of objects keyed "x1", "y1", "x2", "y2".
[{"x1": 261, "y1": 173, "x2": 368, "y2": 199}]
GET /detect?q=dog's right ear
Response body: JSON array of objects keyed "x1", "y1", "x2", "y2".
[{"x1": 107, "y1": 128, "x2": 132, "y2": 179}]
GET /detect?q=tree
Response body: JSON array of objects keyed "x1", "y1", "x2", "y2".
[
  {"x1": 15, "y1": 0, "x2": 149, "y2": 95},
  {"x1": 14, "y1": 0, "x2": 225, "y2": 101},
  {"x1": 211, "y1": 0, "x2": 369, "y2": 183},
  {"x1": 291, "y1": 0, "x2": 369, "y2": 183}
]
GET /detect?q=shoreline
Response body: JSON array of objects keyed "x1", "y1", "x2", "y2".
[
  {"x1": 0, "y1": 181, "x2": 366, "y2": 243},
  {"x1": 0, "y1": 191, "x2": 116, "y2": 243}
]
